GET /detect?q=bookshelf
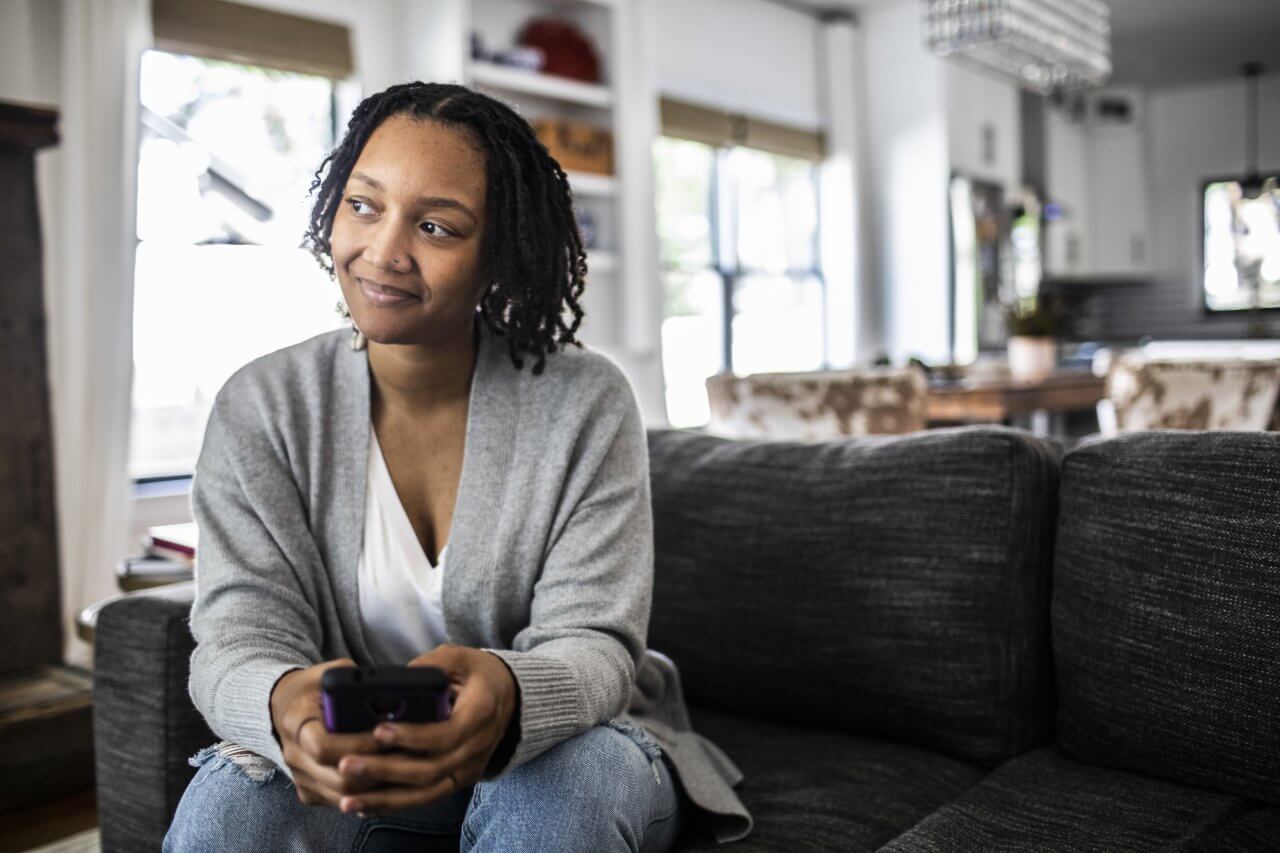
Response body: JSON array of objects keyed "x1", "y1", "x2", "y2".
[
  {"x1": 468, "y1": 60, "x2": 613, "y2": 107},
  {"x1": 405, "y1": 0, "x2": 658, "y2": 357}
]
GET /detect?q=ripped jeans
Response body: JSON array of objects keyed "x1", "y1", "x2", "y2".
[{"x1": 162, "y1": 719, "x2": 683, "y2": 853}]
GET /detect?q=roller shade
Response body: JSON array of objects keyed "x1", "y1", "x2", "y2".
[
  {"x1": 659, "y1": 96, "x2": 825, "y2": 161},
  {"x1": 152, "y1": 0, "x2": 354, "y2": 80}
]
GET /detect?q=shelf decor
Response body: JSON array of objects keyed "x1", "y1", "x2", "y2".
[{"x1": 922, "y1": 0, "x2": 1111, "y2": 93}]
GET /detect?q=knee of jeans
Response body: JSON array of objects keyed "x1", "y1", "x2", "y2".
[
  {"x1": 548, "y1": 724, "x2": 664, "y2": 800},
  {"x1": 166, "y1": 743, "x2": 288, "y2": 852},
  {"x1": 188, "y1": 741, "x2": 280, "y2": 787}
]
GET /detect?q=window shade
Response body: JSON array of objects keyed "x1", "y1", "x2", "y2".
[
  {"x1": 659, "y1": 97, "x2": 825, "y2": 161},
  {"x1": 152, "y1": 0, "x2": 354, "y2": 80}
]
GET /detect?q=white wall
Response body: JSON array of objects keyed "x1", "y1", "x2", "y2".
[
  {"x1": 1095, "y1": 76, "x2": 1280, "y2": 339},
  {"x1": 653, "y1": 0, "x2": 822, "y2": 129},
  {"x1": 0, "y1": 0, "x2": 61, "y2": 107},
  {"x1": 861, "y1": 0, "x2": 951, "y2": 364}
]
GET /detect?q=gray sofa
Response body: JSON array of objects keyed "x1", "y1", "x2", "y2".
[{"x1": 92, "y1": 426, "x2": 1280, "y2": 851}]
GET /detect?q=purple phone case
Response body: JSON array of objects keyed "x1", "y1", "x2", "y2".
[
  {"x1": 320, "y1": 690, "x2": 454, "y2": 731},
  {"x1": 320, "y1": 666, "x2": 455, "y2": 727}
]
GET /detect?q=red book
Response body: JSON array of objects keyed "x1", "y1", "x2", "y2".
[{"x1": 143, "y1": 522, "x2": 198, "y2": 564}]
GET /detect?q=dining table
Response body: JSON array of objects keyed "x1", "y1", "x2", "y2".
[{"x1": 924, "y1": 370, "x2": 1107, "y2": 437}]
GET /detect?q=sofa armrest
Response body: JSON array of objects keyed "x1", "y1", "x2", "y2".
[{"x1": 92, "y1": 582, "x2": 213, "y2": 852}]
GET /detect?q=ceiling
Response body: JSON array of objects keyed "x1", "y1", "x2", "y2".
[{"x1": 783, "y1": 0, "x2": 1280, "y2": 88}]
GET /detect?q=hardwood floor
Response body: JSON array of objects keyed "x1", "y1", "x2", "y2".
[{"x1": 0, "y1": 787, "x2": 97, "y2": 853}]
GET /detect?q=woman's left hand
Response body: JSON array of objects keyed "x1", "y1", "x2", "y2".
[{"x1": 334, "y1": 644, "x2": 518, "y2": 816}]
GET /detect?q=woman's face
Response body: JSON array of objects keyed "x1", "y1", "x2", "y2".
[{"x1": 330, "y1": 114, "x2": 489, "y2": 346}]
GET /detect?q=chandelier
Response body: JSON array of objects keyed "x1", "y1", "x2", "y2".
[{"x1": 923, "y1": 0, "x2": 1112, "y2": 93}]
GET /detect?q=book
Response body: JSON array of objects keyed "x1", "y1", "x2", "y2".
[
  {"x1": 117, "y1": 554, "x2": 195, "y2": 592},
  {"x1": 142, "y1": 521, "x2": 198, "y2": 565}
]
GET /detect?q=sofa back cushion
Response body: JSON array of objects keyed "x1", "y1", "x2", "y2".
[
  {"x1": 646, "y1": 426, "x2": 1061, "y2": 768},
  {"x1": 1053, "y1": 431, "x2": 1280, "y2": 803}
]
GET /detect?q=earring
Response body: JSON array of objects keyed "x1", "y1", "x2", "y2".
[{"x1": 334, "y1": 300, "x2": 367, "y2": 351}]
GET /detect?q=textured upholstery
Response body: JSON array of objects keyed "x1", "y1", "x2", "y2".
[
  {"x1": 92, "y1": 583, "x2": 209, "y2": 853},
  {"x1": 646, "y1": 426, "x2": 1062, "y2": 768},
  {"x1": 704, "y1": 366, "x2": 927, "y2": 440},
  {"x1": 881, "y1": 745, "x2": 1280, "y2": 852},
  {"x1": 672, "y1": 708, "x2": 985, "y2": 852},
  {"x1": 90, "y1": 427, "x2": 1280, "y2": 851},
  {"x1": 1053, "y1": 431, "x2": 1280, "y2": 803}
]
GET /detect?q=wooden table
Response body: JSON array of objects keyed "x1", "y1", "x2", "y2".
[{"x1": 925, "y1": 371, "x2": 1107, "y2": 433}]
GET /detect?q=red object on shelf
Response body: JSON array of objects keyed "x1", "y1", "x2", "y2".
[{"x1": 516, "y1": 18, "x2": 602, "y2": 84}]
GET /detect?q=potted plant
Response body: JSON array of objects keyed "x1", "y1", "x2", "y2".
[{"x1": 1003, "y1": 297, "x2": 1066, "y2": 382}]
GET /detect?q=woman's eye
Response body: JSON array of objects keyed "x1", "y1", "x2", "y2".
[
  {"x1": 346, "y1": 198, "x2": 372, "y2": 216},
  {"x1": 421, "y1": 222, "x2": 454, "y2": 238}
]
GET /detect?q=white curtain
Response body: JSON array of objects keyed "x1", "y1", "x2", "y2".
[{"x1": 48, "y1": 0, "x2": 151, "y2": 668}]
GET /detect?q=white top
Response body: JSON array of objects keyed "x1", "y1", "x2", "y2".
[{"x1": 357, "y1": 423, "x2": 450, "y2": 665}]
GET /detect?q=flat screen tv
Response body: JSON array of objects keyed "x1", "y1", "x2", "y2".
[{"x1": 1202, "y1": 175, "x2": 1280, "y2": 312}]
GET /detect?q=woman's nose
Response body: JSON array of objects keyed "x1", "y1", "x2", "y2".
[{"x1": 362, "y1": 221, "x2": 413, "y2": 272}]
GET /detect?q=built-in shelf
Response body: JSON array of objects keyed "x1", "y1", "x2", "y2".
[
  {"x1": 567, "y1": 171, "x2": 617, "y2": 197},
  {"x1": 468, "y1": 61, "x2": 613, "y2": 108}
]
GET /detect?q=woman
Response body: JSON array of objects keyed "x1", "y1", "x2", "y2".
[{"x1": 164, "y1": 82, "x2": 752, "y2": 852}]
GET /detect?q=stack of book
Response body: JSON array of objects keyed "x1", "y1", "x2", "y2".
[{"x1": 117, "y1": 522, "x2": 197, "y2": 591}]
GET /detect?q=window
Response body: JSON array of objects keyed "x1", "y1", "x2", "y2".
[
  {"x1": 130, "y1": 49, "x2": 358, "y2": 481},
  {"x1": 1202, "y1": 176, "x2": 1280, "y2": 313},
  {"x1": 654, "y1": 137, "x2": 825, "y2": 428}
]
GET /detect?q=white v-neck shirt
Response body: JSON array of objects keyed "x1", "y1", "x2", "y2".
[{"x1": 356, "y1": 423, "x2": 450, "y2": 665}]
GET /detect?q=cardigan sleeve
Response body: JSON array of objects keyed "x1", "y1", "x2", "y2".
[
  {"x1": 186, "y1": 385, "x2": 324, "y2": 780},
  {"x1": 481, "y1": 368, "x2": 654, "y2": 777}
]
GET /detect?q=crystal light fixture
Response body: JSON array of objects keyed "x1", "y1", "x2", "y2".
[{"x1": 923, "y1": 0, "x2": 1112, "y2": 93}]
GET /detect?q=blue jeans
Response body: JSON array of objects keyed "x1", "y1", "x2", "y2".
[{"x1": 163, "y1": 721, "x2": 683, "y2": 852}]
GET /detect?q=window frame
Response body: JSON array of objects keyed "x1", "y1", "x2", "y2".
[{"x1": 658, "y1": 136, "x2": 829, "y2": 375}]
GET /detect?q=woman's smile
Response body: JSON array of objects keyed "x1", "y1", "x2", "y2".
[{"x1": 358, "y1": 277, "x2": 421, "y2": 307}]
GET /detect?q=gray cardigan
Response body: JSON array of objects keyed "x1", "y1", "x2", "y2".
[{"x1": 187, "y1": 320, "x2": 752, "y2": 843}]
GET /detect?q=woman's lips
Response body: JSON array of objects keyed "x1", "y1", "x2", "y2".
[{"x1": 358, "y1": 277, "x2": 419, "y2": 306}]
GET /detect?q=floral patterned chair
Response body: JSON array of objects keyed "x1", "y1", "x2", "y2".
[{"x1": 703, "y1": 366, "x2": 928, "y2": 441}]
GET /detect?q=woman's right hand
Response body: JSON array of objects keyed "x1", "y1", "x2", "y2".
[{"x1": 269, "y1": 659, "x2": 386, "y2": 808}]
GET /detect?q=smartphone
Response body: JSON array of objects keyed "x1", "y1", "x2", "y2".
[{"x1": 320, "y1": 665, "x2": 454, "y2": 733}]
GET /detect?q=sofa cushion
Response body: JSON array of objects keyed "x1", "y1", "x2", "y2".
[
  {"x1": 672, "y1": 707, "x2": 985, "y2": 852},
  {"x1": 1053, "y1": 431, "x2": 1280, "y2": 803},
  {"x1": 646, "y1": 427, "x2": 1061, "y2": 768},
  {"x1": 879, "y1": 745, "x2": 1280, "y2": 851}
]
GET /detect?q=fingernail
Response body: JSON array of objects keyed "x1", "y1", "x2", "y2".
[
  {"x1": 345, "y1": 759, "x2": 364, "y2": 776},
  {"x1": 375, "y1": 726, "x2": 396, "y2": 744}
]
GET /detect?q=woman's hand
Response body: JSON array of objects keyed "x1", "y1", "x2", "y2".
[
  {"x1": 269, "y1": 658, "x2": 387, "y2": 807},
  {"x1": 333, "y1": 644, "x2": 519, "y2": 817}
]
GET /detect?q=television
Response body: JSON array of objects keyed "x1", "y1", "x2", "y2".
[{"x1": 1202, "y1": 175, "x2": 1280, "y2": 312}]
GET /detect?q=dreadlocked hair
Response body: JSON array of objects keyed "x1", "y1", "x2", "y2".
[{"x1": 303, "y1": 81, "x2": 588, "y2": 375}]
